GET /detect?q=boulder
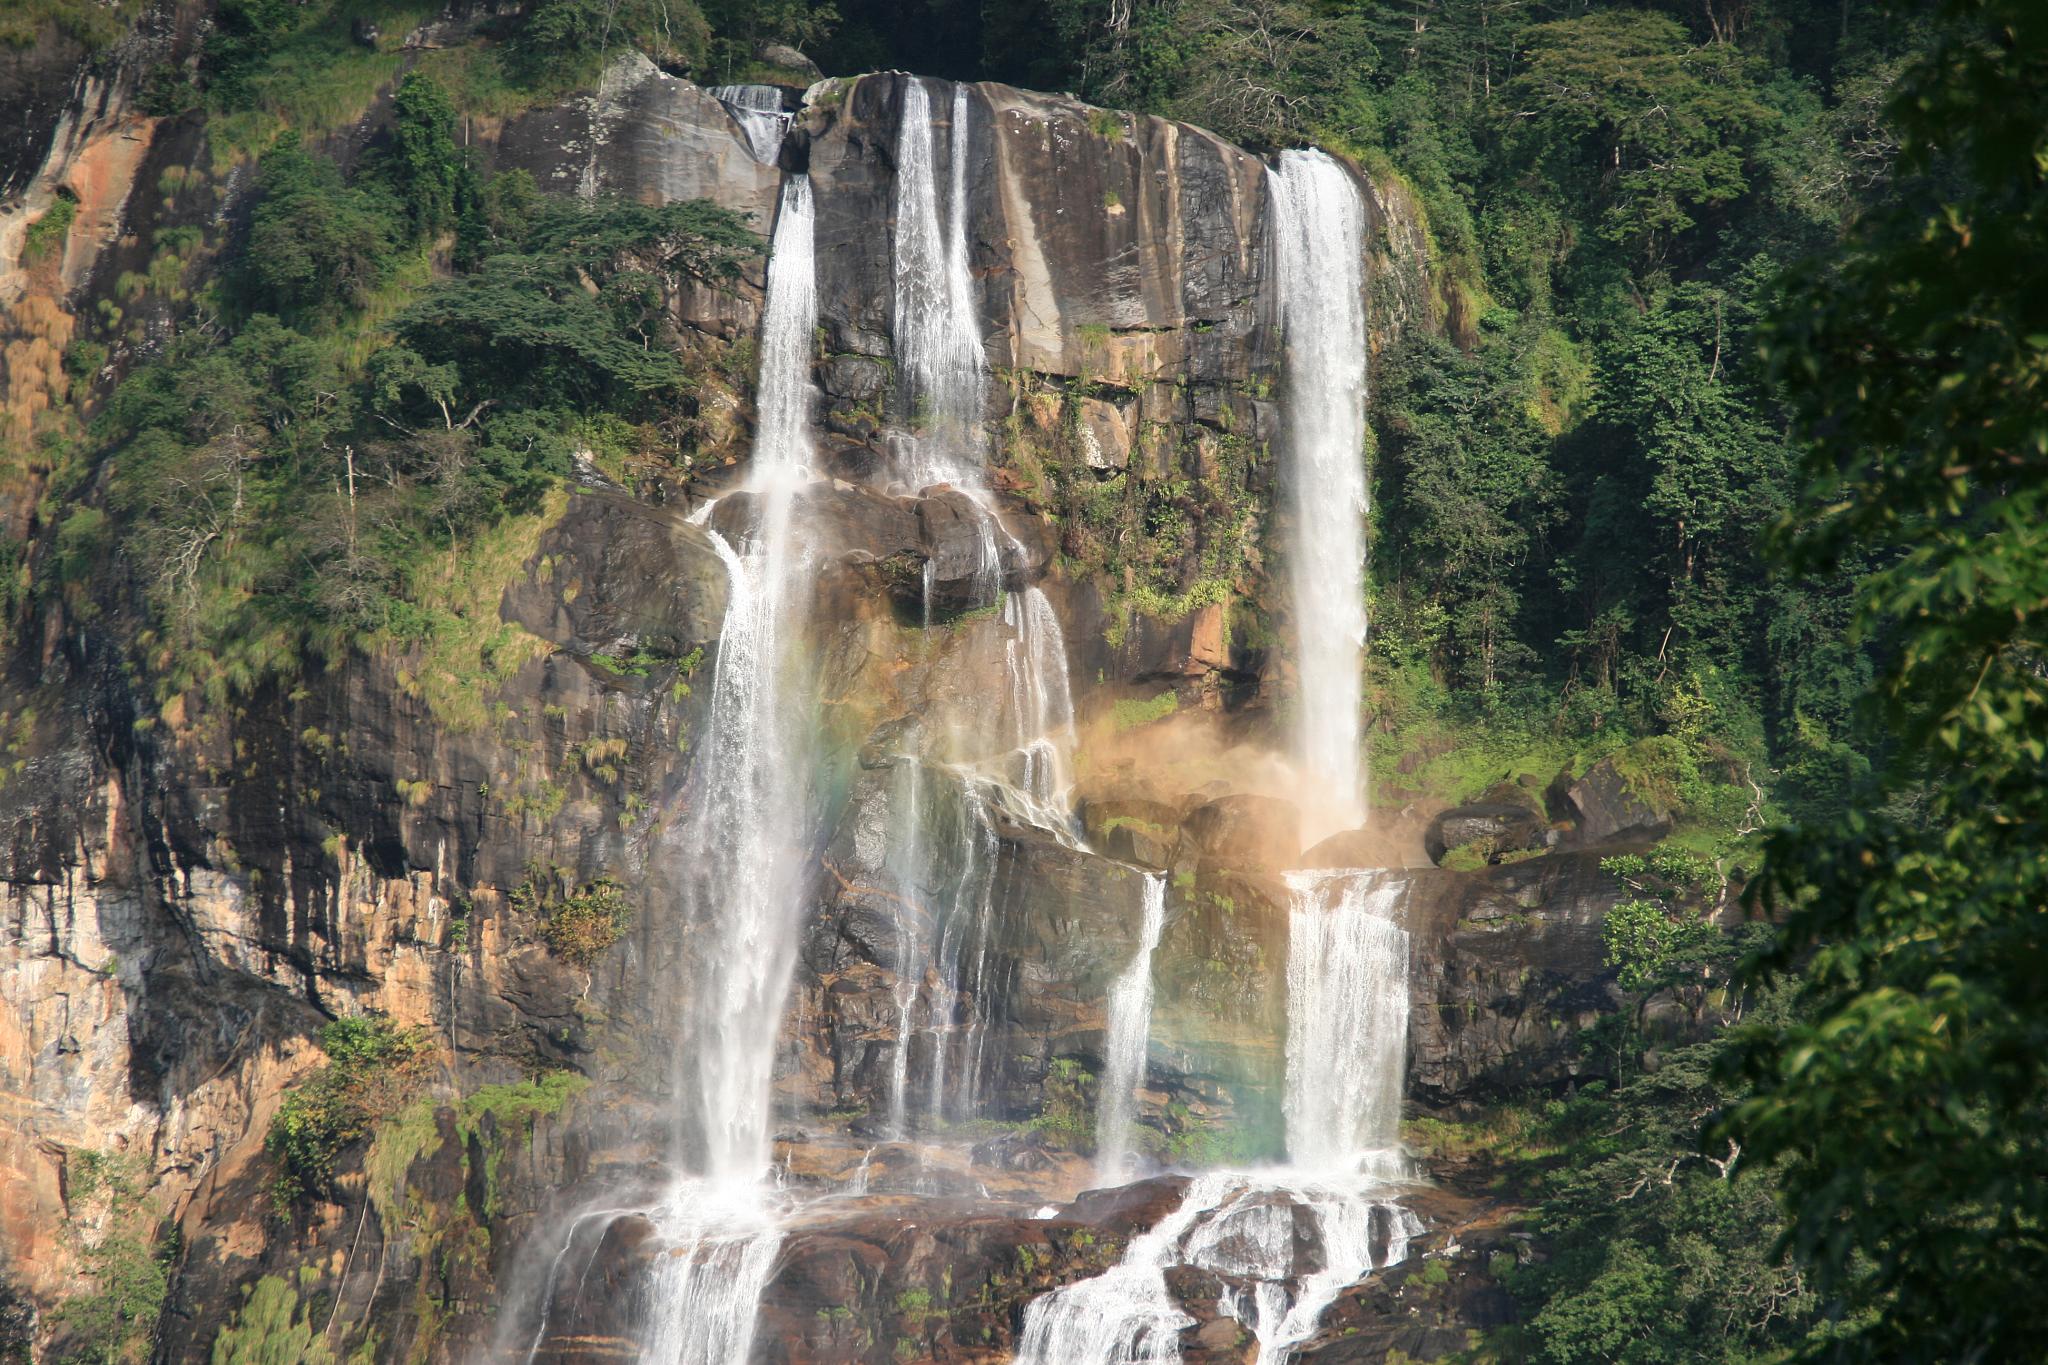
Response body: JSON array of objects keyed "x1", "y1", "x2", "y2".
[
  {"x1": 915, "y1": 487, "x2": 999, "y2": 611},
  {"x1": 1181, "y1": 794, "x2": 1302, "y2": 873},
  {"x1": 1080, "y1": 795, "x2": 1182, "y2": 869},
  {"x1": 1476, "y1": 779, "x2": 1547, "y2": 820},
  {"x1": 1076, "y1": 395, "x2": 1135, "y2": 469},
  {"x1": 1565, "y1": 757, "x2": 1674, "y2": 844},
  {"x1": 1298, "y1": 825, "x2": 1416, "y2": 871},
  {"x1": 500, "y1": 489, "x2": 728, "y2": 658},
  {"x1": 757, "y1": 42, "x2": 821, "y2": 78},
  {"x1": 1424, "y1": 804, "x2": 1548, "y2": 866}
]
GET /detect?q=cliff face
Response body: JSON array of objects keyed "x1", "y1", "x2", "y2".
[{"x1": 2, "y1": 43, "x2": 1620, "y2": 1364}]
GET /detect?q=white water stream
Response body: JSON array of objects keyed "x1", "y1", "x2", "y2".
[
  {"x1": 636, "y1": 171, "x2": 817, "y2": 1363},
  {"x1": 1270, "y1": 151, "x2": 1370, "y2": 837},
  {"x1": 1096, "y1": 873, "x2": 1168, "y2": 1179},
  {"x1": 892, "y1": 79, "x2": 987, "y2": 490},
  {"x1": 709, "y1": 84, "x2": 793, "y2": 164},
  {"x1": 1284, "y1": 869, "x2": 1411, "y2": 1178},
  {"x1": 1015, "y1": 867, "x2": 1416, "y2": 1364},
  {"x1": 873, "y1": 80, "x2": 1089, "y2": 1145}
]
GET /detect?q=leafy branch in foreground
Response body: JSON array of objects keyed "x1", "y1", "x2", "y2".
[{"x1": 1725, "y1": 0, "x2": 2048, "y2": 1358}]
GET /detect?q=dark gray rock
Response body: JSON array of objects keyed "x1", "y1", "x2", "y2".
[
  {"x1": 501, "y1": 489, "x2": 729, "y2": 659},
  {"x1": 1424, "y1": 803, "x2": 1548, "y2": 866},
  {"x1": 1566, "y1": 757, "x2": 1674, "y2": 844},
  {"x1": 1401, "y1": 853, "x2": 1631, "y2": 1102},
  {"x1": 1182, "y1": 794, "x2": 1302, "y2": 872}
]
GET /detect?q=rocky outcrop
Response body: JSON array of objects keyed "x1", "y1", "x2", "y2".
[
  {"x1": 1423, "y1": 803, "x2": 1549, "y2": 865},
  {"x1": 1401, "y1": 851, "x2": 1631, "y2": 1104},
  {"x1": 0, "y1": 30, "x2": 1584, "y2": 1365},
  {"x1": 1563, "y1": 757, "x2": 1674, "y2": 845}
]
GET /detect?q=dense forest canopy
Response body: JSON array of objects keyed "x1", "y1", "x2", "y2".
[{"x1": 4, "y1": 0, "x2": 2042, "y2": 1360}]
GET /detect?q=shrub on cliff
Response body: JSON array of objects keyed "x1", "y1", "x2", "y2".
[
  {"x1": 266, "y1": 1017, "x2": 430, "y2": 1213},
  {"x1": 521, "y1": 873, "x2": 634, "y2": 968}
]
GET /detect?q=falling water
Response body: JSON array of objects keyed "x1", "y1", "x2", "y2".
[
  {"x1": 1096, "y1": 873, "x2": 1168, "y2": 1178},
  {"x1": 710, "y1": 84, "x2": 792, "y2": 164},
  {"x1": 672, "y1": 172, "x2": 816, "y2": 1180},
  {"x1": 1191, "y1": 1181, "x2": 1422, "y2": 1359},
  {"x1": 1011, "y1": 867, "x2": 1416, "y2": 1362},
  {"x1": 1013, "y1": 1174, "x2": 1420, "y2": 1365},
  {"x1": 637, "y1": 172, "x2": 816, "y2": 1363},
  {"x1": 1270, "y1": 151, "x2": 1369, "y2": 835},
  {"x1": 1283, "y1": 869, "x2": 1410, "y2": 1176},
  {"x1": 892, "y1": 79, "x2": 986, "y2": 489},
  {"x1": 1000, "y1": 586, "x2": 1080, "y2": 821},
  {"x1": 921, "y1": 776, "x2": 1006, "y2": 1129},
  {"x1": 1014, "y1": 1173, "x2": 1235, "y2": 1365},
  {"x1": 875, "y1": 79, "x2": 1089, "y2": 1143}
]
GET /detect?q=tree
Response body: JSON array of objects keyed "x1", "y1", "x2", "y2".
[
  {"x1": 1726, "y1": 0, "x2": 2048, "y2": 1358},
  {"x1": 389, "y1": 73, "x2": 464, "y2": 238},
  {"x1": 1374, "y1": 322, "x2": 1560, "y2": 693},
  {"x1": 1504, "y1": 12, "x2": 1773, "y2": 266},
  {"x1": 240, "y1": 135, "x2": 400, "y2": 321}
]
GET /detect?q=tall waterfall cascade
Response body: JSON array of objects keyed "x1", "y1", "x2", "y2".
[
  {"x1": 1270, "y1": 151, "x2": 1371, "y2": 837},
  {"x1": 499, "y1": 75, "x2": 1429, "y2": 1365},
  {"x1": 636, "y1": 172, "x2": 817, "y2": 1364}
]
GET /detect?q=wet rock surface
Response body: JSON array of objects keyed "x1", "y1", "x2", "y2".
[{"x1": 0, "y1": 36, "x2": 1567, "y2": 1365}]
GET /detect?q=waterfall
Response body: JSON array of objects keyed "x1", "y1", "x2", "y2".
[
  {"x1": 1270, "y1": 151, "x2": 1369, "y2": 836},
  {"x1": 1011, "y1": 867, "x2": 1416, "y2": 1362},
  {"x1": 1013, "y1": 1174, "x2": 1420, "y2": 1365},
  {"x1": 710, "y1": 84, "x2": 792, "y2": 164},
  {"x1": 922, "y1": 778, "x2": 1005, "y2": 1129},
  {"x1": 1283, "y1": 869, "x2": 1410, "y2": 1176},
  {"x1": 1096, "y1": 873, "x2": 1167, "y2": 1178},
  {"x1": 637, "y1": 172, "x2": 815, "y2": 1363},
  {"x1": 875, "y1": 79, "x2": 1087, "y2": 1143},
  {"x1": 891, "y1": 78, "x2": 986, "y2": 490},
  {"x1": 1190, "y1": 1182, "x2": 1423, "y2": 1359},
  {"x1": 1014, "y1": 1173, "x2": 1233, "y2": 1365},
  {"x1": 673, "y1": 171, "x2": 816, "y2": 1180}
]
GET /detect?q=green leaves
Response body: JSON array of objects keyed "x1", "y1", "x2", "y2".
[
  {"x1": 389, "y1": 73, "x2": 464, "y2": 238},
  {"x1": 1728, "y1": 1, "x2": 2048, "y2": 1355},
  {"x1": 1504, "y1": 12, "x2": 1774, "y2": 265},
  {"x1": 265, "y1": 1017, "x2": 429, "y2": 1212},
  {"x1": 240, "y1": 134, "x2": 401, "y2": 321}
]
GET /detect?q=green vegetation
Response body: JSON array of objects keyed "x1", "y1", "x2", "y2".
[
  {"x1": 51, "y1": 98, "x2": 754, "y2": 709},
  {"x1": 266, "y1": 1017, "x2": 431, "y2": 1212},
  {"x1": 209, "y1": 1269, "x2": 336, "y2": 1365},
  {"x1": 0, "y1": 0, "x2": 141, "y2": 50},
  {"x1": 49, "y1": 1151, "x2": 172, "y2": 1365},
  {"x1": 514, "y1": 868, "x2": 635, "y2": 967},
  {"x1": 1029, "y1": 1057, "x2": 1096, "y2": 1150},
  {"x1": 21, "y1": 194, "x2": 76, "y2": 263},
  {"x1": 1109, "y1": 688, "x2": 1177, "y2": 733},
  {"x1": 1721, "y1": 1, "x2": 2048, "y2": 1358}
]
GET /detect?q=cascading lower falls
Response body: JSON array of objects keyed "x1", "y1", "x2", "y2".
[
  {"x1": 1013, "y1": 867, "x2": 1417, "y2": 1363},
  {"x1": 1284, "y1": 868, "x2": 1411, "y2": 1179},
  {"x1": 1270, "y1": 151, "x2": 1370, "y2": 839}
]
